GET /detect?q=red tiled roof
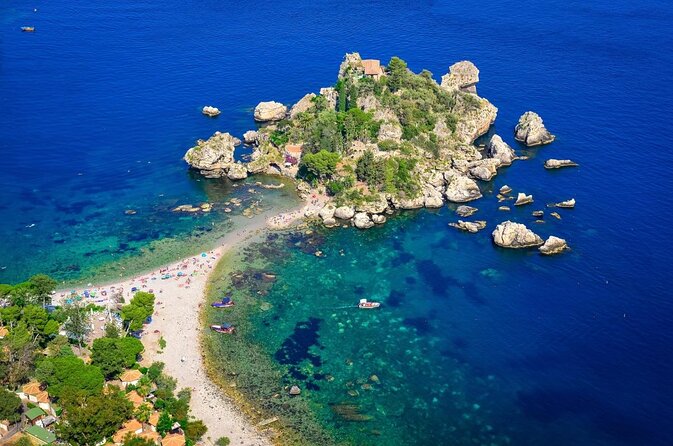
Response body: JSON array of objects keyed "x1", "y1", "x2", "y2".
[{"x1": 362, "y1": 59, "x2": 383, "y2": 76}]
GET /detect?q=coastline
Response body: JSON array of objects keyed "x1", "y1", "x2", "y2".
[{"x1": 55, "y1": 198, "x2": 326, "y2": 446}]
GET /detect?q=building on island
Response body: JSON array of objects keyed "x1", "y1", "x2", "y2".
[
  {"x1": 148, "y1": 411, "x2": 161, "y2": 431},
  {"x1": 112, "y1": 419, "x2": 144, "y2": 444},
  {"x1": 361, "y1": 59, "x2": 385, "y2": 81},
  {"x1": 284, "y1": 144, "x2": 303, "y2": 166},
  {"x1": 161, "y1": 432, "x2": 186, "y2": 446},
  {"x1": 125, "y1": 390, "x2": 144, "y2": 408}
]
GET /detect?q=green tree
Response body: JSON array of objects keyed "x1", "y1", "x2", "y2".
[
  {"x1": 36, "y1": 355, "x2": 104, "y2": 399},
  {"x1": 185, "y1": 420, "x2": 208, "y2": 442},
  {"x1": 121, "y1": 292, "x2": 155, "y2": 332},
  {"x1": 13, "y1": 438, "x2": 33, "y2": 446},
  {"x1": 104, "y1": 322, "x2": 120, "y2": 338},
  {"x1": 216, "y1": 438, "x2": 231, "y2": 446},
  {"x1": 154, "y1": 373, "x2": 177, "y2": 400},
  {"x1": 387, "y1": 56, "x2": 409, "y2": 92},
  {"x1": 90, "y1": 336, "x2": 143, "y2": 378},
  {"x1": 56, "y1": 390, "x2": 133, "y2": 446},
  {"x1": 28, "y1": 274, "x2": 57, "y2": 306},
  {"x1": 0, "y1": 306, "x2": 21, "y2": 325},
  {"x1": 300, "y1": 150, "x2": 341, "y2": 180},
  {"x1": 1, "y1": 322, "x2": 35, "y2": 387},
  {"x1": 134, "y1": 403, "x2": 152, "y2": 423},
  {"x1": 156, "y1": 411, "x2": 173, "y2": 435},
  {"x1": 336, "y1": 80, "x2": 347, "y2": 113},
  {"x1": 0, "y1": 388, "x2": 23, "y2": 423},
  {"x1": 123, "y1": 437, "x2": 156, "y2": 446},
  {"x1": 147, "y1": 361, "x2": 165, "y2": 382},
  {"x1": 61, "y1": 301, "x2": 90, "y2": 350}
]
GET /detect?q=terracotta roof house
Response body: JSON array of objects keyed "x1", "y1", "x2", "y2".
[
  {"x1": 161, "y1": 432, "x2": 186, "y2": 446},
  {"x1": 140, "y1": 430, "x2": 161, "y2": 444},
  {"x1": 362, "y1": 59, "x2": 385, "y2": 80},
  {"x1": 25, "y1": 425, "x2": 56, "y2": 445},
  {"x1": 18, "y1": 381, "x2": 42, "y2": 401},
  {"x1": 148, "y1": 411, "x2": 160, "y2": 430},
  {"x1": 120, "y1": 369, "x2": 143, "y2": 388},
  {"x1": 112, "y1": 419, "x2": 143, "y2": 444},
  {"x1": 284, "y1": 144, "x2": 303, "y2": 166},
  {"x1": 0, "y1": 326, "x2": 8, "y2": 338},
  {"x1": 125, "y1": 390, "x2": 144, "y2": 408}
]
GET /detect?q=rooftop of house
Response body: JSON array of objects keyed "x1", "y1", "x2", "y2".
[
  {"x1": 285, "y1": 144, "x2": 303, "y2": 155},
  {"x1": 0, "y1": 326, "x2": 8, "y2": 337},
  {"x1": 148, "y1": 411, "x2": 160, "y2": 426},
  {"x1": 25, "y1": 425, "x2": 56, "y2": 444},
  {"x1": 36, "y1": 390, "x2": 50, "y2": 404},
  {"x1": 125, "y1": 390, "x2": 144, "y2": 407},
  {"x1": 362, "y1": 59, "x2": 383, "y2": 75},
  {"x1": 140, "y1": 430, "x2": 161, "y2": 443},
  {"x1": 22, "y1": 381, "x2": 42, "y2": 396},
  {"x1": 120, "y1": 369, "x2": 143, "y2": 383},
  {"x1": 25, "y1": 407, "x2": 46, "y2": 420},
  {"x1": 161, "y1": 432, "x2": 186, "y2": 446}
]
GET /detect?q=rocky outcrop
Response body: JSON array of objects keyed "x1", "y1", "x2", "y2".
[
  {"x1": 392, "y1": 194, "x2": 424, "y2": 210},
  {"x1": 468, "y1": 159, "x2": 501, "y2": 181},
  {"x1": 378, "y1": 122, "x2": 403, "y2": 142},
  {"x1": 499, "y1": 185, "x2": 512, "y2": 195},
  {"x1": 544, "y1": 159, "x2": 578, "y2": 169},
  {"x1": 423, "y1": 186, "x2": 444, "y2": 208},
  {"x1": 514, "y1": 193, "x2": 533, "y2": 206},
  {"x1": 339, "y1": 52, "x2": 363, "y2": 79},
  {"x1": 334, "y1": 206, "x2": 355, "y2": 220},
  {"x1": 441, "y1": 61, "x2": 480, "y2": 94},
  {"x1": 487, "y1": 135, "x2": 516, "y2": 166},
  {"x1": 539, "y1": 236, "x2": 569, "y2": 255},
  {"x1": 444, "y1": 174, "x2": 482, "y2": 202},
  {"x1": 243, "y1": 130, "x2": 258, "y2": 145},
  {"x1": 202, "y1": 106, "x2": 220, "y2": 117},
  {"x1": 371, "y1": 214, "x2": 387, "y2": 224},
  {"x1": 227, "y1": 163, "x2": 248, "y2": 180},
  {"x1": 353, "y1": 212, "x2": 374, "y2": 229},
  {"x1": 289, "y1": 93, "x2": 316, "y2": 119},
  {"x1": 320, "y1": 87, "x2": 338, "y2": 110},
  {"x1": 455, "y1": 98, "x2": 498, "y2": 144},
  {"x1": 355, "y1": 194, "x2": 389, "y2": 214},
  {"x1": 514, "y1": 111, "x2": 555, "y2": 146},
  {"x1": 449, "y1": 220, "x2": 487, "y2": 233},
  {"x1": 492, "y1": 221, "x2": 543, "y2": 248},
  {"x1": 456, "y1": 205, "x2": 478, "y2": 217},
  {"x1": 553, "y1": 198, "x2": 575, "y2": 209},
  {"x1": 254, "y1": 101, "x2": 287, "y2": 122},
  {"x1": 184, "y1": 131, "x2": 239, "y2": 172},
  {"x1": 319, "y1": 204, "x2": 336, "y2": 221}
]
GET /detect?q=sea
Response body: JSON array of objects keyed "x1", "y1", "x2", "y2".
[{"x1": 2, "y1": 0, "x2": 672, "y2": 445}]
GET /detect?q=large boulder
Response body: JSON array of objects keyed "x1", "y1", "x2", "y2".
[
  {"x1": 353, "y1": 212, "x2": 374, "y2": 229},
  {"x1": 554, "y1": 198, "x2": 575, "y2": 209},
  {"x1": 544, "y1": 159, "x2": 578, "y2": 169},
  {"x1": 456, "y1": 205, "x2": 478, "y2": 217},
  {"x1": 202, "y1": 106, "x2": 220, "y2": 117},
  {"x1": 487, "y1": 135, "x2": 516, "y2": 166},
  {"x1": 334, "y1": 206, "x2": 355, "y2": 220},
  {"x1": 371, "y1": 214, "x2": 387, "y2": 224},
  {"x1": 243, "y1": 130, "x2": 259, "y2": 145},
  {"x1": 227, "y1": 163, "x2": 248, "y2": 180},
  {"x1": 289, "y1": 93, "x2": 316, "y2": 119},
  {"x1": 184, "y1": 132, "x2": 238, "y2": 172},
  {"x1": 514, "y1": 193, "x2": 533, "y2": 206},
  {"x1": 392, "y1": 194, "x2": 425, "y2": 210},
  {"x1": 492, "y1": 221, "x2": 544, "y2": 248},
  {"x1": 423, "y1": 186, "x2": 444, "y2": 208},
  {"x1": 440, "y1": 61, "x2": 480, "y2": 94},
  {"x1": 514, "y1": 112, "x2": 555, "y2": 146},
  {"x1": 318, "y1": 204, "x2": 336, "y2": 221},
  {"x1": 254, "y1": 101, "x2": 287, "y2": 122},
  {"x1": 539, "y1": 236, "x2": 569, "y2": 255},
  {"x1": 468, "y1": 159, "x2": 501, "y2": 181},
  {"x1": 444, "y1": 174, "x2": 482, "y2": 202}
]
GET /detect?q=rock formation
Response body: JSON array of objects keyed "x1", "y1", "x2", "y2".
[
  {"x1": 289, "y1": 93, "x2": 316, "y2": 119},
  {"x1": 553, "y1": 198, "x2": 575, "y2": 208},
  {"x1": 184, "y1": 131, "x2": 239, "y2": 174},
  {"x1": 514, "y1": 193, "x2": 533, "y2": 206},
  {"x1": 334, "y1": 206, "x2": 355, "y2": 220},
  {"x1": 243, "y1": 130, "x2": 258, "y2": 145},
  {"x1": 468, "y1": 159, "x2": 501, "y2": 181},
  {"x1": 444, "y1": 174, "x2": 482, "y2": 202},
  {"x1": 514, "y1": 111, "x2": 555, "y2": 146},
  {"x1": 226, "y1": 163, "x2": 248, "y2": 180},
  {"x1": 456, "y1": 205, "x2": 478, "y2": 217},
  {"x1": 492, "y1": 221, "x2": 544, "y2": 248},
  {"x1": 441, "y1": 61, "x2": 480, "y2": 94},
  {"x1": 487, "y1": 135, "x2": 516, "y2": 166},
  {"x1": 544, "y1": 159, "x2": 578, "y2": 169},
  {"x1": 202, "y1": 106, "x2": 220, "y2": 117},
  {"x1": 449, "y1": 220, "x2": 487, "y2": 233},
  {"x1": 353, "y1": 212, "x2": 374, "y2": 229},
  {"x1": 539, "y1": 236, "x2": 569, "y2": 255},
  {"x1": 254, "y1": 101, "x2": 287, "y2": 122}
]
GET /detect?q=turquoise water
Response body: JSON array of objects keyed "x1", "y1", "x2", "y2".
[{"x1": 3, "y1": 0, "x2": 673, "y2": 444}]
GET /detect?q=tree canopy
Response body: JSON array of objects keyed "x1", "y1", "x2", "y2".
[
  {"x1": 121, "y1": 292, "x2": 155, "y2": 332},
  {"x1": 35, "y1": 355, "x2": 104, "y2": 399},
  {"x1": 300, "y1": 150, "x2": 341, "y2": 181},
  {"x1": 91, "y1": 336, "x2": 144, "y2": 379},
  {"x1": 0, "y1": 388, "x2": 23, "y2": 423}
]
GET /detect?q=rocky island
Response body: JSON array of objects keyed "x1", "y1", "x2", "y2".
[{"x1": 184, "y1": 52, "x2": 572, "y2": 252}]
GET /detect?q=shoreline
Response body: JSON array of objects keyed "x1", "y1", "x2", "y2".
[{"x1": 54, "y1": 197, "x2": 327, "y2": 446}]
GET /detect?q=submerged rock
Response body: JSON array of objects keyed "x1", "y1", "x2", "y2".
[
  {"x1": 514, "y1": 193, "x2": 533, "y2": 206},
  {"x1": 539, "y1": 236, "x2": 569, "y2": 255},
  {"x1": 449, "y1": 220, "x2": 487, "y2": 233},
  {"x1": 456, "y1": 205, "x2": 478, "y2": 217},
  {"x1": 551, "y1": 212, "x2": 562, "y2": 220},
  {"x1": 289, "y1": 385, "x2": 301, "y2": 396},
  {"x1": 487, "y1": 135, "x2": 516, "y2": 166},
  {"x1": 554, "y1": 198, "x2": 576, "y2": 209},
  {"x1": 498, "y1": 206, "x2": 510, "y2": 211},
  {"x1": 532, "y1": 210, "x2": 544, "y2": 218},
  {"x1": 492, "y1": 221, "x2": 543, "y2": 248},
  {"x1": 544, "y1": 159, "x2": 578, "y2": 169},
  {"x1": 254, "y1": 101, "x2": 287, "y2": 122},
  {"x1": 227, "y1": 163, "x2": 248, "y2": 180},
  {"x1": 514, "y1": 111, "x2": 555, "y2": 146},
  {"x1": 371, "y1": 214, "x2": 387, "y2": 225},
  {"x1": 444, "y1": 174, "x2": 482, "y2": 202}
]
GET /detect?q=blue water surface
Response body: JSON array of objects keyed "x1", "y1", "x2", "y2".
[{"x1": 2, "y1": 0, "x2": 672, "y2": 444}]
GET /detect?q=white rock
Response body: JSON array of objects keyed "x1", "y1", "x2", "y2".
[
  {"x1": 492, "y1": 221, "x2": 544, "y2": 248},
  {"x1": 334, "y1": 206, "x2": 355, "y2": 220},
  {"x1": 254, "y1": 101, "x2": 287, "y2": 122},
  {"x1": 202, "y1": 105, "x2": 220, "y2": 117},
  {"x1": 514, "y1": 111, "x2": 555, "y2": 146},
  {"x1": 289, "y1": 93, "x2": 316, "y2": 119},
  {"x1": 445, "y1": 174, "x2": 483, "y2": 202},
  {"x1": 353, "y1": 212, "x2": 374, "y2": 229},
  {"x1": 539, "y1": 236, "x2": 569, "y2": 255},
  {"x1": 514, "y1": 193, "x2": 533, "y2": 206},
  {"x1": 487, "y1": 135, "x2": 516, "y2": 166}
]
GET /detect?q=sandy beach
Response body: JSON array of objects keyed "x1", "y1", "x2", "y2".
[{"x1": 55, "y1": 197, "x2": 328, "y2": 446}]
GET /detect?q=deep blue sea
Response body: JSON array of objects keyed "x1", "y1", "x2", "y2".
[{"x1": 2, "y1": 0, "x2": 673, "y2": 444}]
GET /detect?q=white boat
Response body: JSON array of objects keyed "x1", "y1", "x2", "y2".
[{"x1": 358, "y1": 298, "x2": 381, "y2": 309}]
